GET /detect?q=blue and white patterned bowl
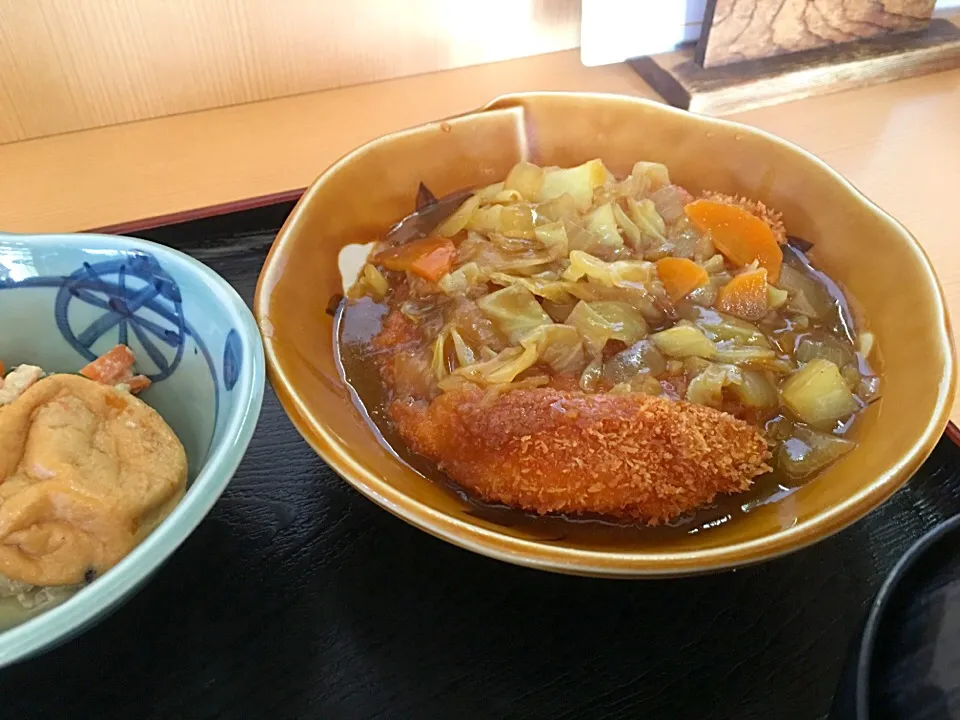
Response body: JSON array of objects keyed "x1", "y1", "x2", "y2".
[{"x1": 0, "y1": 232, "x2": 265, "y2": 667}]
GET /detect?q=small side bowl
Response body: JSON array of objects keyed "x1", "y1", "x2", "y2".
[
  {"x1": 256, "y1": 92, "x2": 955, "y2": 577},
  {"x1": 855, "y1": 513, "x2": 960, "y2": 717},
  {"x1": 0, "y1": 232, "x2": 265, "y2": 667}
]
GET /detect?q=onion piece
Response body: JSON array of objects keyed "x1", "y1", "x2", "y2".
[
  {"x1": 602, "y1": 339, "x2": 667, "y2": 385},
  {"x1": 778, "y1": 425, "x2": 855, "y2": 480}
]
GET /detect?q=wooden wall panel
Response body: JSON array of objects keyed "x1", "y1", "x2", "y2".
[{"x1": 0, "y1": 0, "x2": 581, "y2": 144}]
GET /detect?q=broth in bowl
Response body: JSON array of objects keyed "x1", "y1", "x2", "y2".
[{"x1": 337, "y1": 158, "x2": 881, "y2": 533}]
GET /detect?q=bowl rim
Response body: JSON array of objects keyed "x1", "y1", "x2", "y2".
[
  {"x1": 854, "y1": 512, "x2": 960, "y2": 717},
  {"x1": 0, "y1": 232, "x2": 266, "y2": 666},
  {"x1": 256, "y1": 91, "x2": 957, "y2": 577}
]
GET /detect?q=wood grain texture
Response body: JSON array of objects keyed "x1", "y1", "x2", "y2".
[
  {"x1": 633, "y1": 17, "x2": 960, "y2": 115},
  {"x1": 0, "y1": 0, "x2": 580, "y2": 144},
  {"x1": 0, "y1": 50, "x2": 654, "y2": 234},
  {"x1": 699, "y1": 0, "x2": 936, "y2": 67},
  {"x1": 0, "y1": 214, "x2": 958, "y2": 720}
]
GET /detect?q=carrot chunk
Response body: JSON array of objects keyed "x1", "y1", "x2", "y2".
[
  {"x1": 376, "y1": 236, "x2": 456, "y2": 282},
  {"x1": 717, "y1": 268, "x2": 769, "y2": 321},
  {"x1": 125, "y1": 374, "x2": 152, "y2": 394},
  {"x1": 655, "y1": 257, "x2": 709, "y2": 302},
  {"x1": 685, "y1": 200, "x2": 782, "y2": 283},
  {"x1": 79, "y1": 344, "x2": 136, "y2": 384}
]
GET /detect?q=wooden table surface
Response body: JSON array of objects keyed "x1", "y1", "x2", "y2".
[{"x1": 1, "y1": 48, "x2": 958, "y2": 421}]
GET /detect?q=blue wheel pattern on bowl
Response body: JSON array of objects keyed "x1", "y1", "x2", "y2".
[
  {"x1": 53, "y1": 255, "x2": 185, "y2": 381},
  {"x1": 0, "y1": 251, "x2": 232, "y2": 423}
]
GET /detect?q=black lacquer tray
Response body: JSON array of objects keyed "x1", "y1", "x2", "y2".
[{"x1": 2, "y1": 201, "x2": 958, "y2": 720}]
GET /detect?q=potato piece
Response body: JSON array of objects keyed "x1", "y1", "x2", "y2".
[
  {"x1": 651, "y1": 325, "x2": 716, "y2": 359},
  {"x1": 781, "y1": 359, "x2": 860, "y2": 428}
]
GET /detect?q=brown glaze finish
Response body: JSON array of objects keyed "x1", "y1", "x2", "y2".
[{"x1": 255, "y1": 92, "x2": 955, "y2": 576}]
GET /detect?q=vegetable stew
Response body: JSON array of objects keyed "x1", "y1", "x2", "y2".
[{"x1": 338, "y1": 158, "x2": 880, "y2": 533}]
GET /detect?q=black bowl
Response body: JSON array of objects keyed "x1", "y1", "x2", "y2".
[{"x1": 832, "y1": 513, "x2": 960, "y2": 718}]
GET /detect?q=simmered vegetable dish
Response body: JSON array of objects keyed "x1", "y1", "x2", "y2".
[{"x1": 340, "y1": 159, "x2": 880, "y2": 525}]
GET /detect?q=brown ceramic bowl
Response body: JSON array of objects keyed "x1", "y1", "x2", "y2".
[{"x1": 255, "y1": 92, "x2": 956, "y2": 577}]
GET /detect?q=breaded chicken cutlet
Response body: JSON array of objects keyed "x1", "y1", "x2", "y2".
[{"x1": 391, "y1": 388, "x2": 771, "y2": 525}]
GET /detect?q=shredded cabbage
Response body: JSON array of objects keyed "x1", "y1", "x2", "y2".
[
  {"x1": 489, "y1": 273, "x2": 574, "y2": 304},
  {"x1": 682, "y1": 305, "x2": 770, "y2": 347},
  {"x1": 565, "y1": 301, "x2": 614, "y2": 355},
  {"x1": 436, "y1": 193, "x2": 481, "y2": 237},
  {"x1": 438, "y1": 262, "x2": 486, "y2": 295},
  {"x1": 686, "y1": 363, "x2": 741, "y2": 408},
  {"x1": 562, "y1": 250, "x2": 654, "y2": 289},
  {"x1": 631, "y1": 161, "x2": 670, "y2": 191},
  {"x1": 587, "y1": 301, "x2": 648, "y2": 344},
  {"x1": 612, "y1": 203, "x2": 643, "y2": 249},
  {"x1": 504, "y1": 161, "x2": 545, "y2": 201},
  {"x1": 583, "y1": 203, "x2": 624, "y2": 252},
  {"x1": 452, "y1": 345, "x2": 538, "y2": 385},
  {"x1": 538, "y1": 159, "x2": 611, "y2": 211},
  {"x1": 521, "y1": 324, "x2": 586, "y2": 375},
  {"x1": 627, "y1": 198, "x2": 667, "y2": 243},
  {"x1": 476, "y1": 285, "x2": 553, "y2": 344}
]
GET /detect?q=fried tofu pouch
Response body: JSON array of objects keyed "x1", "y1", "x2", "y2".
[
  {"x1": 392, "y1": 388, "x2": 771, "y2": 524},
  {"x1": 0, "y1": 374, "x2": 186, "y2": 586}
]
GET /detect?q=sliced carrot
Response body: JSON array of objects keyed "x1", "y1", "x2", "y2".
[
  {"x1": 685, "y1": 200, "x2": 782, "y2": 283},
  {"x1": 80, "y1": 344, "x2": 136, "y2": 384},
  {"x1": 717, "y1": 268, "x2": 769, "y2": 321},
  {"x1": 655, "y1": 257, "x2": 709, "y2": 302},
  {"x1": 125, "y1": 374, "x2": 152, "y2": 394},
  {"x1": 375, "y1": 236, "x2": 456, "y2": 282},
  {"x1": 409, "y1": 243, "x2": 456, "y2": 282}
]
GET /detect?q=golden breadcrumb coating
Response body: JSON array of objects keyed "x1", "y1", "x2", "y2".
[{"x1": 391, "y1": 387, "x2": 771, "y2": 524}]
